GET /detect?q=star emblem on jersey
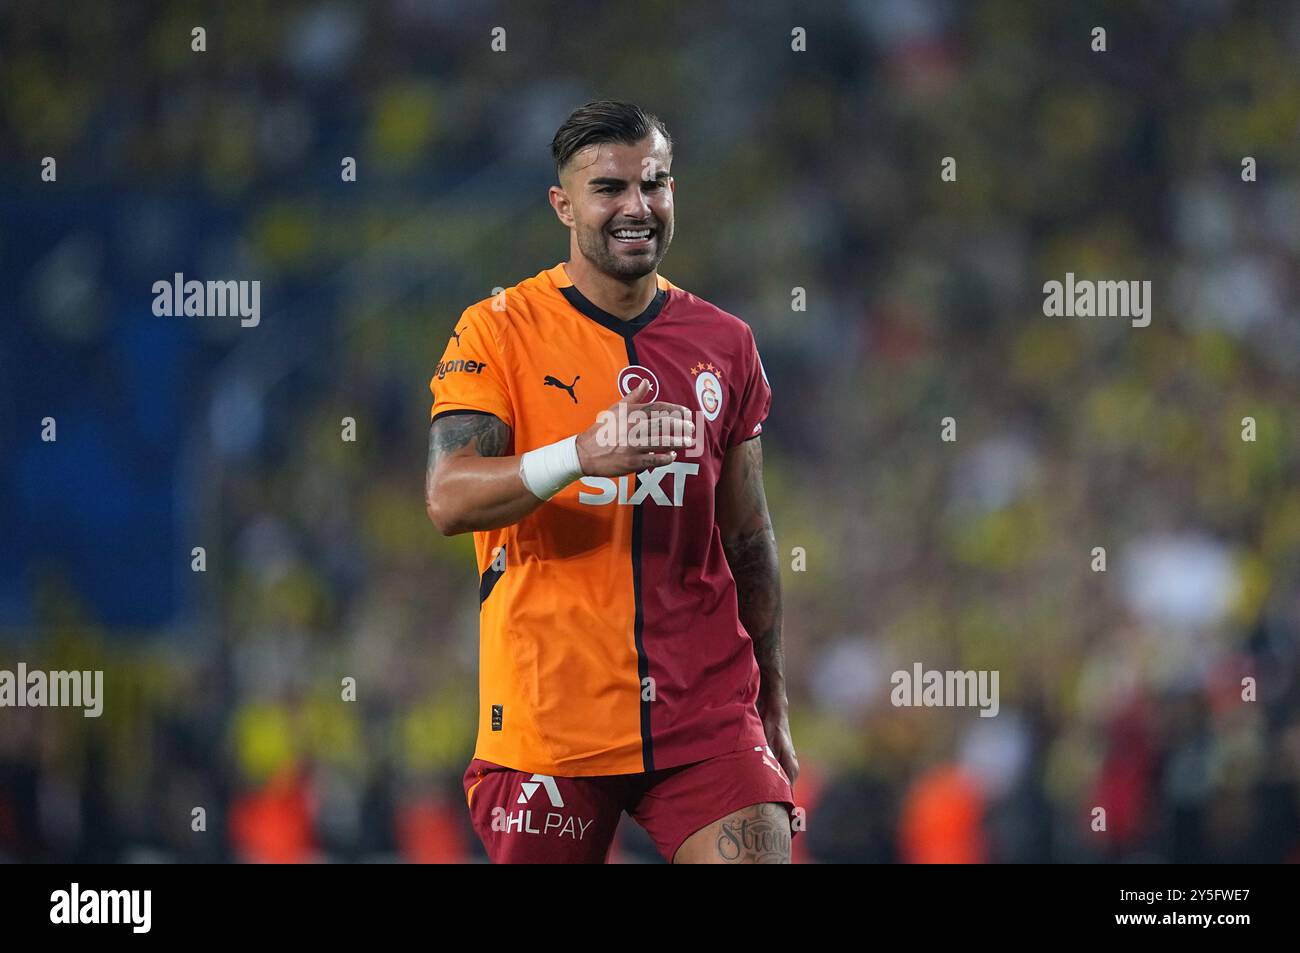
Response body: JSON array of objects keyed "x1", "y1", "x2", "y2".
[
  {"x1": 691, "y1": 361, "x2": 723, "y2": 421},
  {"x1": 617, "y1": 365, "x2": 659, "y2": 401},
  {"x1": 517, "y1": 774, "x2": 565, "y2": 808},
  {"x1": 543, "y1": 374, "x2": 580, "y2": 403}
]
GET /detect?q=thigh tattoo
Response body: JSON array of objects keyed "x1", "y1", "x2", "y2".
[{"x1": 714, "y1": 803, "x2": 791, "y2": 864}]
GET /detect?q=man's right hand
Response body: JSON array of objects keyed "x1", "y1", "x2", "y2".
[{"x1": 575, "y1": 379, "x2": 696, "y2": 477}]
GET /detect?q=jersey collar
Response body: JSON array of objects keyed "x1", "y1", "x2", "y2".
[{"x1": 549, "y1": 263, "x2": 671, "y2": 339}]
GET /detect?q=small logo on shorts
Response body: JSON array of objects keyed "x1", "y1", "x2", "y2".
[
  {"x1": 517, "y1": 774, "x2": 565, "y2": 808},
  {"x1": 755, "y1": 745, "x2": 786, "y2": 779},
  {"x1": 491, "y1": 704, "x2": 503, "y2": 731},
  {"x1": 491, "y1": 776, "x2": 592, "y2": 839}
]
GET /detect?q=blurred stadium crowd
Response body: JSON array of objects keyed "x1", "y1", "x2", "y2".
[{"x1": 2, "y1": 0, "x2": 1299, "y2": 863}]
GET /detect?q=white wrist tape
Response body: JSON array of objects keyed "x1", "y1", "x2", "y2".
[{"x1": 519, "y1": 435, "x2": 583, "y2": 500}]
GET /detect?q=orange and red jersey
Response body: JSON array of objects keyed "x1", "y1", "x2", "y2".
[{"x1": 429, "y1": 263, "x2": 771, "y2": 776}]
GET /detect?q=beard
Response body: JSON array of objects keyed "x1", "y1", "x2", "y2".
[{"x1": 575, "y1": 216, "x2": 674, "y2": 280}]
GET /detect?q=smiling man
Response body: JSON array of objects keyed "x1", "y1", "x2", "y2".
[{"x1": 425, "y1": 100, "x2": 796, "y2": 863}]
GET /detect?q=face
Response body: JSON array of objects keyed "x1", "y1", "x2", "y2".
[{"x1": 553, "y1": 132, "x2": 675, "y2": 280}]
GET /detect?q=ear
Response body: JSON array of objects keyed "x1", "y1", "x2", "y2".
[{"x1": 548, "y1": 184, "x2": 575, "y2": 228}]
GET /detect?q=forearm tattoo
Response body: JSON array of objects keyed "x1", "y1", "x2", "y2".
[
  {"x1": 722, "y1": 441, "x2": 785, "y2": 687},
  {"x1": 714, "y1": 803, "x2": 792, "y2": 864}
]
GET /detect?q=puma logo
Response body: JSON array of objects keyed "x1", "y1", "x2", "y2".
[
  {"x1": 544, "y1": 374, "x2": 580, "y2": 403},
  {"x1": 451, "y1": 327, "x2": 463, "y2": 346}
]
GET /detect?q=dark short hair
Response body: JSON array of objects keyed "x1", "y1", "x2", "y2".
[{"x1": 550, "y1": 100, "x2": 673, "y2": 179}]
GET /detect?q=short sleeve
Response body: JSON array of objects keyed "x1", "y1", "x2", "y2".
[
  {"x1": 429, "y1": 308, "x2": 514, "y2": 427},
  {"x1": 729, "y1": 328, "x2": 771, "y2": 448}
]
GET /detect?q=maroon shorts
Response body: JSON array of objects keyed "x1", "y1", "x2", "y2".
[{"x1": 463, "y1": 743, "x2": 795, "y2": 863}]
